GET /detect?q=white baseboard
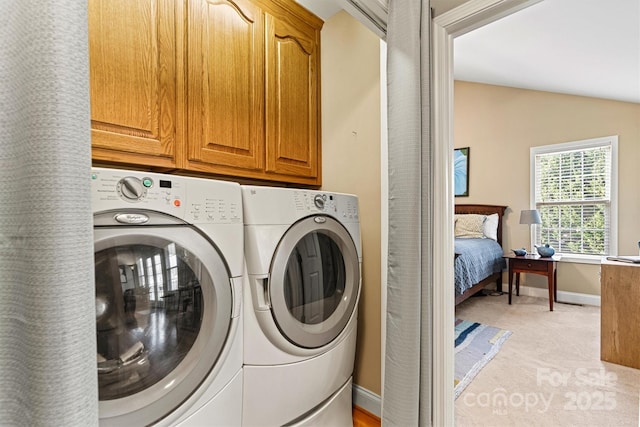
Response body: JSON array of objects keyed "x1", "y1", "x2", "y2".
[
  {"x1": 503, "y1": 283, "x2": 601, "y2": 306},
  {"x1": 352, "y1": 384, "x2": 381, "y2": 417}
]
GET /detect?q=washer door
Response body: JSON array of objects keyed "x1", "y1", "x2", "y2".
[
  {"x1": 269, "y1": 215, "x2": 360, "y2": 349},
  {"x1": 94, "y1": 221, "x2": 232, "y2": 426}
]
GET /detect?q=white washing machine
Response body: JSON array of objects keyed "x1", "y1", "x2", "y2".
[
  {"x1": 241, "y1": 186, "x2": 361, "y2": 426},
  {"x1": 91, "y1": 167, "x2": 243, "y2": 426}
]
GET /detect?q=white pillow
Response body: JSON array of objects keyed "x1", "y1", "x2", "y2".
[
  {"x1": 483, "y1": 213, "x2": 499, "y2": 241},
  {"x1": 454, "y1": 214, "x2": 486, "y2": 238}
]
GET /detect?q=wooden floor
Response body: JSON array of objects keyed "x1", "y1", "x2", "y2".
[{"x1": 353, "y1": 405, "x2": 381, "y2": 427}]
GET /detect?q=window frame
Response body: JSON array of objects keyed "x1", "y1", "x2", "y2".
[{"x1": 530, "y1": 136, "x2": 618, "y2": 264}]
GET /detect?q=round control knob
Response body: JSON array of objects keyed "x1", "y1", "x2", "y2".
[
  {"x1": 117, "y1": 177, "x2": 146, "y2": 201},
  {"x1": 314, "y1": 194, "x2": 325, "y2": 209}
]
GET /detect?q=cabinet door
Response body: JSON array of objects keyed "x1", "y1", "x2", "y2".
[
  {"x1": 264, "y1": 13, "x2": 319, "y2": 179},
  {"x1": 186, "y1": 0, "x2": 265, "y2": 171},
  {"x1": 88, "y1": 0, "x2": 177, "y2": 167}
]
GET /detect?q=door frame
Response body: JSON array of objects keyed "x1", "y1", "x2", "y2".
[{"x1": 431, "y1": 0, "x2": 543, "y2": 424}]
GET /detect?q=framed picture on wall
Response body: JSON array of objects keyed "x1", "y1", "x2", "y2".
[{"x1": 454, "y1": 147, "x2": 469, "y2": 197}]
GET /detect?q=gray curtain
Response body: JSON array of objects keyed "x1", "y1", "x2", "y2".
[
  {"x1": 0, "y1": 1, "x2": 98, "y2": 425},
  {"x1": 383, "y1": 0, "x2": 432, "y2": 425}
]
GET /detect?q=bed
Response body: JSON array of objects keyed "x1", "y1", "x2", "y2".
[{"x1": 454, "y1": 204, "x2": 508, "y2": 305}]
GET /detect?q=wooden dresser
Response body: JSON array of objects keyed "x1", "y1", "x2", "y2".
[{"x1": 600, "y1": 258, "x2": 640, "y2": 369}]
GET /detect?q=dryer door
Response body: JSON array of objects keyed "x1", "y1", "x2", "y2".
[
  {"x1": 94, "y1": 220, "x2": 233, "y2": 426},
  {"x1": 269, "y1": 215, "x2": 360, "y2": 348}
]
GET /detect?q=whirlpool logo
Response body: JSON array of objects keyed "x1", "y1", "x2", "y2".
[{"x1": 115, "y1": 213, "x2": 150, "y2": 224}]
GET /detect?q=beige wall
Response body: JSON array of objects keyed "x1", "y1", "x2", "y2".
[
  {"x1": 454, "y1": 80, "x2": 640, "y2": 295},
  {"x1": 321, "y1": 11, "x2": 382, "y2": 394}
]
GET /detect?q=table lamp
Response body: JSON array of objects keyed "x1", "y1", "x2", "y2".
[{"x1": 520, "y1": 209, "x2": 541, "y2": 254}]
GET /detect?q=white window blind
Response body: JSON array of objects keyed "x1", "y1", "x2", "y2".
[{"x1": 532, "y1": 136, "x2": 618, "y2": 257}]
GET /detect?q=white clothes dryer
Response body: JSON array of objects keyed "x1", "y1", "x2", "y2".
[
  {"x1": 91, "y1": 168, "x2": 243, "y2": 426},
  {"x1": 241, "y1": 186, "x2": 361, "y2": 426}
]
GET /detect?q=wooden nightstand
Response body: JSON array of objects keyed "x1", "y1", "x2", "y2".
[{"x1": 503, "y1": 254, "x2": 561, "y2": 311}]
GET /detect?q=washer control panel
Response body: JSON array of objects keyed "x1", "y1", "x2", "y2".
[
  {"x1": 116, "y1": 176, "x2": 149, "y2": 202},
  {"x1": 313, "y1": 194, "x2": 325, "y2": 209},
  {"x1": 91, "y1": 168, "x2": 242, "y2": 224}
]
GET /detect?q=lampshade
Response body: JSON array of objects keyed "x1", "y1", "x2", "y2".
[{"x1": 519, "y1": 209, "x2": 541, "y2": 225}]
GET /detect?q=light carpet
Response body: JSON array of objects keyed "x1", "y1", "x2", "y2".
[
  {"x1": 455, "y1": 294, "x2": 640, "y2": 426},
  {"x1": 455, "y1": 319, "x2": 512, "y2": 399}
]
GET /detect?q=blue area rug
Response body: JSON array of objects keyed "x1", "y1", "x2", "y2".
[{"x1": 454, "y1": 319, "x2": 512, "y2": 399}]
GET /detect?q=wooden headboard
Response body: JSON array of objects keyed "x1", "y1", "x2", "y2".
[{"x1": 455, "y1": 204, "x2": 508, "y2": 246}]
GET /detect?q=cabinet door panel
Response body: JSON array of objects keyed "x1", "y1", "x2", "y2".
[
  {"x1": 89, "y1": 0, "x2": 176, "y2": 165},
  {"x1": 187, "y1": 0, "x2": 264, "y2": 170},
  {"x1": 265, "y1": 14, "x2": 318, "y2": 178}
]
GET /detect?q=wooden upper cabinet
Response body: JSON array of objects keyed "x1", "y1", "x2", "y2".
[
  {"x1": 186, "y1": 0, "x2": 265, "y2": 172},
  {"x1": 88, "y1": 0, "x2": 322, "y2": 185},
  {"x1": 264, "y1": 12, "x2": 319, "y2": 179},
  {"x1": 88, "y1": 0, "x2": 177, "y2": 167}
]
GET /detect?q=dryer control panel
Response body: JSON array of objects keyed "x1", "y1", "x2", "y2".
[
  {"x1": 241, "y1": 185, "x2": 359, "y2": 225},
  {"x1": 293, "y1": 191, "x2": 359, "y2": 222},
  {"x1": 91, "y1": 168, "x2": 242, "y2": 224}
]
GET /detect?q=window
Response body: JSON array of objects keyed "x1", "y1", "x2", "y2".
[
  {"x1": 531, "y1": 136, "x2": 618, "y2": 260},
  {"x1": 166, "y1": 243, "x2": 179, "y2": 291}
]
